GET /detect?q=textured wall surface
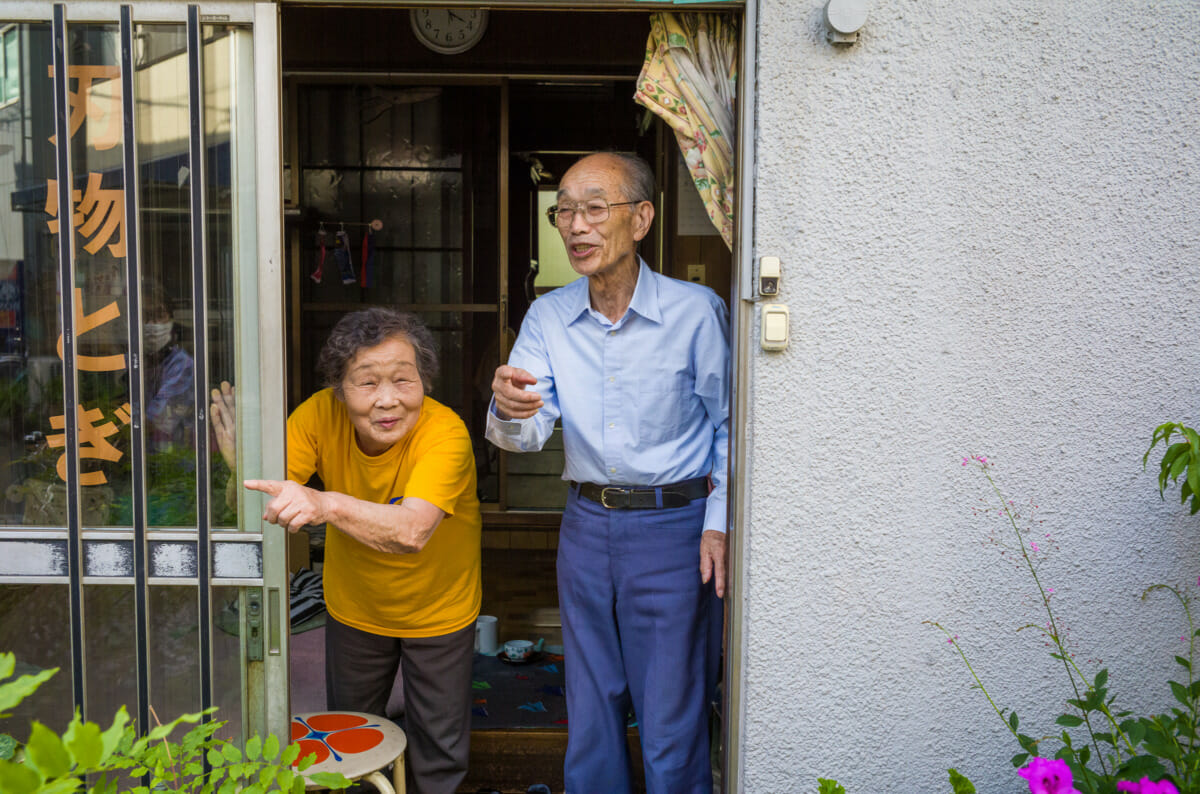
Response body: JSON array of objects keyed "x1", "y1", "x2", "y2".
[{"x1": 741, "y1": 1, "x2": 1200, "y2": 791}]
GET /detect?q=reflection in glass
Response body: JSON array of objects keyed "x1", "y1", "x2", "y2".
[
  {"x1": 67, "y1": 24, "x2": 131, "y2": 530},
  {"x1": 0, "y1": 584, "x2": 72, "y2": 734},
  {"x1": 203, "y1": 26, "x2": 250, "y2": 530},
  {"x1": 148, "y1": 585, "x2": 200, "y2": 721},
  {"x1": 211, "y1": 584, "x2": 244, "y2": 744},
  {"x1": 134, "y1": 23, "x2": 198, "y2": 529},
  {"x1": 83, "y1": 584, "x2": 137, "y2": 727},
  {"x1": 0, "y1": 23, "x2": 64, "y2": 528}
]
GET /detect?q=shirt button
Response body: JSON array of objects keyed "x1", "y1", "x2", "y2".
[
  {"x1": 608, "y1": 377, "x2": 614, "y2": 383},
  {"x1": 608, "y1": 423, "x2": 615, "y2": 429},
  {"x1": 609, "y1": 467, "x2": 616, "y2": 474}
]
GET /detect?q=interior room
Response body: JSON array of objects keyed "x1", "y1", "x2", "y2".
[{"x1": 277, "y1": 5, "x2": 735, "y2": 789}]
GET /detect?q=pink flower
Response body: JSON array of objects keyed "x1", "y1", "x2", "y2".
[
  {"x1": 1018, "y1": 757, "x2": 1082, "y2": 794},
  {"x1": 1031, "y1": 542, "x2": 1040, "y2": 552},
  {"x1": 1117, "y1": 778, "x2": 1180, "y2": 794}
]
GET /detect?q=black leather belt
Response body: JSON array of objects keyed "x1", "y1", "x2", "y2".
[{"x1": 570, "y1": 477, "x2": 709, "y2": 509}]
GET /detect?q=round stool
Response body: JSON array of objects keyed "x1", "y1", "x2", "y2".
[{"x1": 291, "y1": 711, "x2": 407, "y2": 794}]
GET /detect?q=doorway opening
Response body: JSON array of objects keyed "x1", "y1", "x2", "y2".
[{"x1": 278, "y1": 5, "x2": 736, "y2": 790}]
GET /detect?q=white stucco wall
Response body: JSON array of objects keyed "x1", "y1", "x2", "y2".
[{"x1": 741, "y1": 1, "x2": 1200, "y2": 791}]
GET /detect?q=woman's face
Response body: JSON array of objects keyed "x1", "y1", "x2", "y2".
[{"x1": 339, "y1": 334, "x2": 425, "y2": 456}]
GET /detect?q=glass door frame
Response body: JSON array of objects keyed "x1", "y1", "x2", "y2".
[
  {"x1": 279, "y1": 2, "x2": 756, "y2": 790},
  {"x1": 0, "y1": 0, "x2": 289, "y2": 743}
]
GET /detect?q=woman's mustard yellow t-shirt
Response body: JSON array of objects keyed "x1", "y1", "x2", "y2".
[{"x1": 287, "y1": 389, "x2": 481, "y2": 638}]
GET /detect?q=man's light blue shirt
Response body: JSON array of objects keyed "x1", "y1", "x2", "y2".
[{"x1": 485, "y1": 259, "x2": 730, "y2": 534}]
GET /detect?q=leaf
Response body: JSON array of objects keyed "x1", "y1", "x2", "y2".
[
  {"x1": 1170, "y1": 680, "x2": 1189, "y2": 705},
  {"x1": 310, "y1": 771, "x2": 353, "y2": 788},
  {"x1": 308, "y1": 771, "x2": 351, "y2": 788},
  {"x1": 39, "y1": 779, "x2": 82, "y2": 794},
  {"x1": 0, "y1": 758, "x2": 42, "y2": 794},
  {"x1": 0, "y1": 667, "x2": 59, "y2": 715},
  {"x1": 1009, "y1": 711, "x2": 1019, "y2": 731},
  {"x1": 221, "y1": 742, "x2": 242, "y2": 764},
  {"x1": 295, "y1": 750, "x2": 317, "y2": 771},
  {"x1": 246, "y1": 734, "x2": 262, "y2": 761},
  {"x1": 0, "y1": 733, "x2": 16, "y2": 761},
  {"x1": 1183, "y1": 425, "x2": 1200, "y2": 454},
  {"x1": 1094, "y1": 669, "x2": 1109, "y2": 690},
  {"x1": 1176, "y1": 655, "x2": 1193, "y2": 672},
  {"x1": 63, "y1": 717, "x2": 104, "y2": 769},
  {"x1": 26, "y1": 721, "x2": 71, "y2": 779},
  {"x1": 1011, "y1": 752, "x2": 1029, "y2": 767},
  {"x1": 1117, "y1": 753, "x2": 1166, "y2": 778},
  {"x1": 1057, "y1": 714, "x2": 1085, "y2": 727},
  {"x1": 263, "y1": 734, "x2": 280, "y2": 762},
  {"x1": 280, "y1": 743, "x2": 300, "y2": 766},
  {"x1": 1169, "y1": 448, "x2": 1190, "y2": 481},
  {"x1": 207, "y1": 748, "x2": 224, "y2": 766},
  {"x1": 275, "y1": 768, "x2": 295, "y2": 791},
  {"x1": 948, "y1": 768, "x2": 977, "y2": 794}
]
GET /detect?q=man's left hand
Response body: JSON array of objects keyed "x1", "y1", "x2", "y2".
[{"x1": 700, "y1": 529, "x2": 727, "y2": 598}]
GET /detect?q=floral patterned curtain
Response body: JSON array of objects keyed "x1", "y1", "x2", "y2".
[{"x1": 635, "y1": 12, "x2": 739, "y2": 250}]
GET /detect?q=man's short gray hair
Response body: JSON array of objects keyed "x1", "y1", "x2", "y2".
[
  {"x1": 317, "y1": 308, "x2": 439, "y2": 397},
  {"x1": 604, "y1": 151, "x2": 656, "y2": 203}
]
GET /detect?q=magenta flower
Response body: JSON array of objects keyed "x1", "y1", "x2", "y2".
[
  {"x1": 1031, "y1": 542, "x2": 1040, "y2": 552},
  {"x1": 1117, "y1": 778, "x2": 1180, "y2": 794},
  {"x1": 1018, "y1": 757, "x2": 1081, "y2": 794}
]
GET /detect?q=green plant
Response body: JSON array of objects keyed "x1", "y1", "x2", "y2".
[
  {"x1": 1145, "y1": 423, "x2": 1200, "y2": 516},
  {"x1": 0, "y1": 652, "x2": 349, "y2": 793},
  {"x1": 926, "y1": 455, "x2": 1193, "y2": 794}
]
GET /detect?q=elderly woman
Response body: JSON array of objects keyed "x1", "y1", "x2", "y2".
[{"x1": 213, "y1": 308, "x2": 481, "y2": 794}]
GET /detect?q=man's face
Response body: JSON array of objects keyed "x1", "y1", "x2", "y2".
[
  {"x1": 339, "y1": 334, "x2": 425, "y2": 456},
  {"x1": 556, "y1": 154, "x2": 654, "y2": 279}
]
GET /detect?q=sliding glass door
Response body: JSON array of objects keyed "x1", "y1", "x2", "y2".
[{"x1": 0, "y1": 0, "x2": 288, "y2": 744}]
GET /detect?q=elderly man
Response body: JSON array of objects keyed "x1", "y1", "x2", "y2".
[{"x1": 486, "y1": 152, "x2": 729, "y2": 793}]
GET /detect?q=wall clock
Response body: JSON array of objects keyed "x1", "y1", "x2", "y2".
[{"x1": 409, "y1": 8, "x2": 489, "y2": 55}]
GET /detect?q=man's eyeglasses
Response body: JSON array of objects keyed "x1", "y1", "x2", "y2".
[{"x1": 546, "y1": 199, "x2": 643, "y2": 229}]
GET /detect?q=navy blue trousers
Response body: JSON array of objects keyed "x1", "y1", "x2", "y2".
[{"x1": 557, "y1": 489, "x2": 722, "y2": 794}]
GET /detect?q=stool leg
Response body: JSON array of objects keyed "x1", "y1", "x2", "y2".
[
  {"x1": 362, "y1": 770, "x2": 394, "y2": 794},
  {"x1": 391, "y1": 752, "x2": 405, "y2": 794}
]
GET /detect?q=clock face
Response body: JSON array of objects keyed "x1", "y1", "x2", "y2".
[{"x1": 409, "y1": 8, "x2": 489, "y2": 55}]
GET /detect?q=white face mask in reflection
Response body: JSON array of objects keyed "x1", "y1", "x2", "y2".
[{"x1": 144, "y1": 322, "x2": 173, "y2": 353}]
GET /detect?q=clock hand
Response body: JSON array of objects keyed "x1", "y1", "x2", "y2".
[{"x1": 447, "y1": 10, "x2": 463, "y2": 22}]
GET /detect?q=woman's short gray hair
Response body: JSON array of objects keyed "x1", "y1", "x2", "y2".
[{"x1": 317, "y1": 308, "x2": 439, "y2": 397}]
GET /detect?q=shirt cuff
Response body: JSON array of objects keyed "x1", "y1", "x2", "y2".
[{"x1": 486, "y1": 397, "x2": 526, "y2": 436}]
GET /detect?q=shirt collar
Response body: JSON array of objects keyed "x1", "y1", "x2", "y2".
[{"x1": 566, "y1": 257, "x2": 662, "y2": 327}]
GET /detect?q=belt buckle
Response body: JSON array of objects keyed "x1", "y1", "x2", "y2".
[{"x1": 599, "y1": 487, "x2": 628, "y2": 509}]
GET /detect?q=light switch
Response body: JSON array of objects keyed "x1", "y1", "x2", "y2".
[{"x1": 761, "y1": 304, "x2": 789, "y2": 351}]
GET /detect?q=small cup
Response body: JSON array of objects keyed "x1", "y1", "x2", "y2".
[
  {"x1": 503, "y1": 639, "x2": 534, "y2": 661},
  {"x1": 475, "y1": 615, "x2": 499, "y2": 655}
]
